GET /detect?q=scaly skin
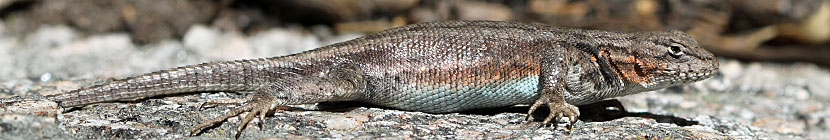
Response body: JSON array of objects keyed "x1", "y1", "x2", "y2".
[{"x1": 45, "y1": 20, "x2": 718, "y2": 138}]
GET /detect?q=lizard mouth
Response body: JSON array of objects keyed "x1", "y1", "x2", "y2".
[{"x1": 649, "y1": 63, "x2": 718, "y2": 87}]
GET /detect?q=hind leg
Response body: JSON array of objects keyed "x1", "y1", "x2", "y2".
[{"x1": 189, "y1": 64, "x2": 367, "y2": 138}]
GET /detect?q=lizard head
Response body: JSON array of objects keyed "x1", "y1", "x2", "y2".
[{"x1": 604, "y1": 30, "x2": 718, "y2": 90}]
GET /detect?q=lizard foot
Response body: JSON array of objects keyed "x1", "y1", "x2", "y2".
[
  {"x1": 526, "y1": 97, "x2": 580, "y2": 130},
  {"x1": 190, "y1": 95, "x2": 275, "y2": 139}
]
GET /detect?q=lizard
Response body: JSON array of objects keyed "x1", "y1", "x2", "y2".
[{"x1": 44, "y1": 20, "x2": 719, "y2": 138}]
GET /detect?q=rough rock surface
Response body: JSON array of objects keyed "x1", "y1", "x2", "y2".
[{"x1": 1, "y1": 24, "x2": 828, "y2": 139}]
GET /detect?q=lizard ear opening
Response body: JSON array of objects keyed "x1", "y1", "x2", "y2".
[{"x1": 634, "y1": 61, "x2": 646, "y2": 77}]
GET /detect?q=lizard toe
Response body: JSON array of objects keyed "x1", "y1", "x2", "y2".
[
  {"x1": 190, "y1": 95, "x2": 275, "y2": 138},
  {"x1": 532, "y1": 101, "x2": 579, "y2": 130},
  {"x1": 258, "y1": 104, "x2": 271, "y2": 130},
  {"x1": 525, "y1": 98, "x2": 548, "y2": 121},
  {"x1": 190, "y1": 102, "x2": 254, "y2": 136},
  {"x1": 547, "y1": 102, "x2": 579, "y2": 130},
  {"x1": 236, "y1": 108, "x2": 261, "y2": 139},
  {"x1": 198, "y1": 95, "x2": 254, "y2": 110}
]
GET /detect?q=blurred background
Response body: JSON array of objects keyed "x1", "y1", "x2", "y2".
[
  {"x1": 0, "y1": 0, "x2": 827, "y2": 80},
  {"x1": 0, "y1": 0, "x2": 827, "y2": 65},
  {"x1": 0, "y1": 0, "x2": 828, "y2": 139}
]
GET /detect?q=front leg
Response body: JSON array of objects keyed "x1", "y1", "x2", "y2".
[{"x1": 526, "y1": 56, "x2": 580, "y2": 130}]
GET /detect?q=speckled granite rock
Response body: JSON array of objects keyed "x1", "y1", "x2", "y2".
[
  {"x1": 0, "y1": 94, "x2": 769, "y2": 139},
  {"x1": 1, "y1": 24, "x2": 828, "y2": 139}
]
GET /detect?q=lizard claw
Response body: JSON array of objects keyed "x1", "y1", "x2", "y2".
[{"x1": 526, "y1": 97, "x2": 580, "y2": 130}]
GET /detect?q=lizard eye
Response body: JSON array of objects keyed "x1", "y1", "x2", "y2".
[{"x1": 667, "y1": 43, "x2": 684, "y2": 58}]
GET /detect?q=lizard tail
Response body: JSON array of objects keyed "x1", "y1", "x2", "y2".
[{"x1": 46, "y1": 58, "x2": 283, "y2": 107}]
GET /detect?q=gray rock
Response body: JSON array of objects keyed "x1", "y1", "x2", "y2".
[{"x1": 0, "y1": 114, "x2": 69, "y2": 140}]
